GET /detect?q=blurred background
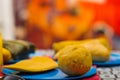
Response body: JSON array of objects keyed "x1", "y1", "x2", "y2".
[{"x1": 0, "y1": 0, "x2": 120, "y2": 49}]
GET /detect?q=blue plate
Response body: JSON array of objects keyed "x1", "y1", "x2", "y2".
[
  {"x1": 2, "y1": 67, "x2": 96, "y2": 80},
  {"x1": 93, "y1": 53, "x2": 120, "y2": 67}
]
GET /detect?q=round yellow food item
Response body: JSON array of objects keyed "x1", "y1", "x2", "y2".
[
  {"x1": 58, "y1": 45, "x2": 92, "y2": 76},
  {"x1": 3, "y1": 48, "x2": 12, "y2": 62},
  {"x1": 55, "y1": 42, "x2": 110, "y2": 62},
  {"x1": 80, "y1": 42, "x2": 110, "y2": 62}
]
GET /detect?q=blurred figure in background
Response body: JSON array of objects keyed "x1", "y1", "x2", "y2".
[
  {"x1": 14, "y1": 0, "x2": 120, "y2": 49},
  {"x1": 26, "y1": 0, "x2": 53, "y2": 49},
  {"x1": 26, "y1": 0, "x2": 94, "y2": 48}
]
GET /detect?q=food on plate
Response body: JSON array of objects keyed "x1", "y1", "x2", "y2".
[
  {"x1": 3, "y1": 48, "x2": 12, "y2": 62},
  {"x1": 53, "y1": 37, "x2": 111, "y2": 52},
  {"x1": 80, "y1": 42, "x2": 110, "y2": 62},
  {"x1": 3, "y1": 40, "x2": 36, "y2": 60},
  {"x1": 54, "y1": 42, "x2": 110, "y2": 62},
  {"x1": 4, "y1": 56, "x2": 58, "y2": 72},
  {"x1": 14, "y1": 40, "x2": 35, "y2": 53},
  {"x1": 58, "y1": 45, "x2": 92, "y2": 76}
]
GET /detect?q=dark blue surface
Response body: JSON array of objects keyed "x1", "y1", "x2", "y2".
[
  {"x1": 2, "y1": 67, "x2": 96, "y2": 80},
  {"x1": 93, "y1": 53, "x2": 120, "y2": 67}
]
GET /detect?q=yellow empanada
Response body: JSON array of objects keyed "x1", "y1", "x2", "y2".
[{"x1": 4, "y1": 56, "x2": 58, "y2": 72}]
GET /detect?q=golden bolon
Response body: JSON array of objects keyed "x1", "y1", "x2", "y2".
[
  {"x1": 80, "y1": 42, "x2": 110, "y2": 62},
  {"x1": 58, "y1": 45, "x2": 92, "y2": 76},
  {"x1": 54, "y1": 42, "x2": 110, "y2": 62}
]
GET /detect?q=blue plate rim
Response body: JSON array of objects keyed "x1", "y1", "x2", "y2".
[
  {"x1": 93, "y1": 53, "x2": 120, "y2": 67},
  {"x1": 2, "y1": 66, "x2": 96, "y2": 80}
]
